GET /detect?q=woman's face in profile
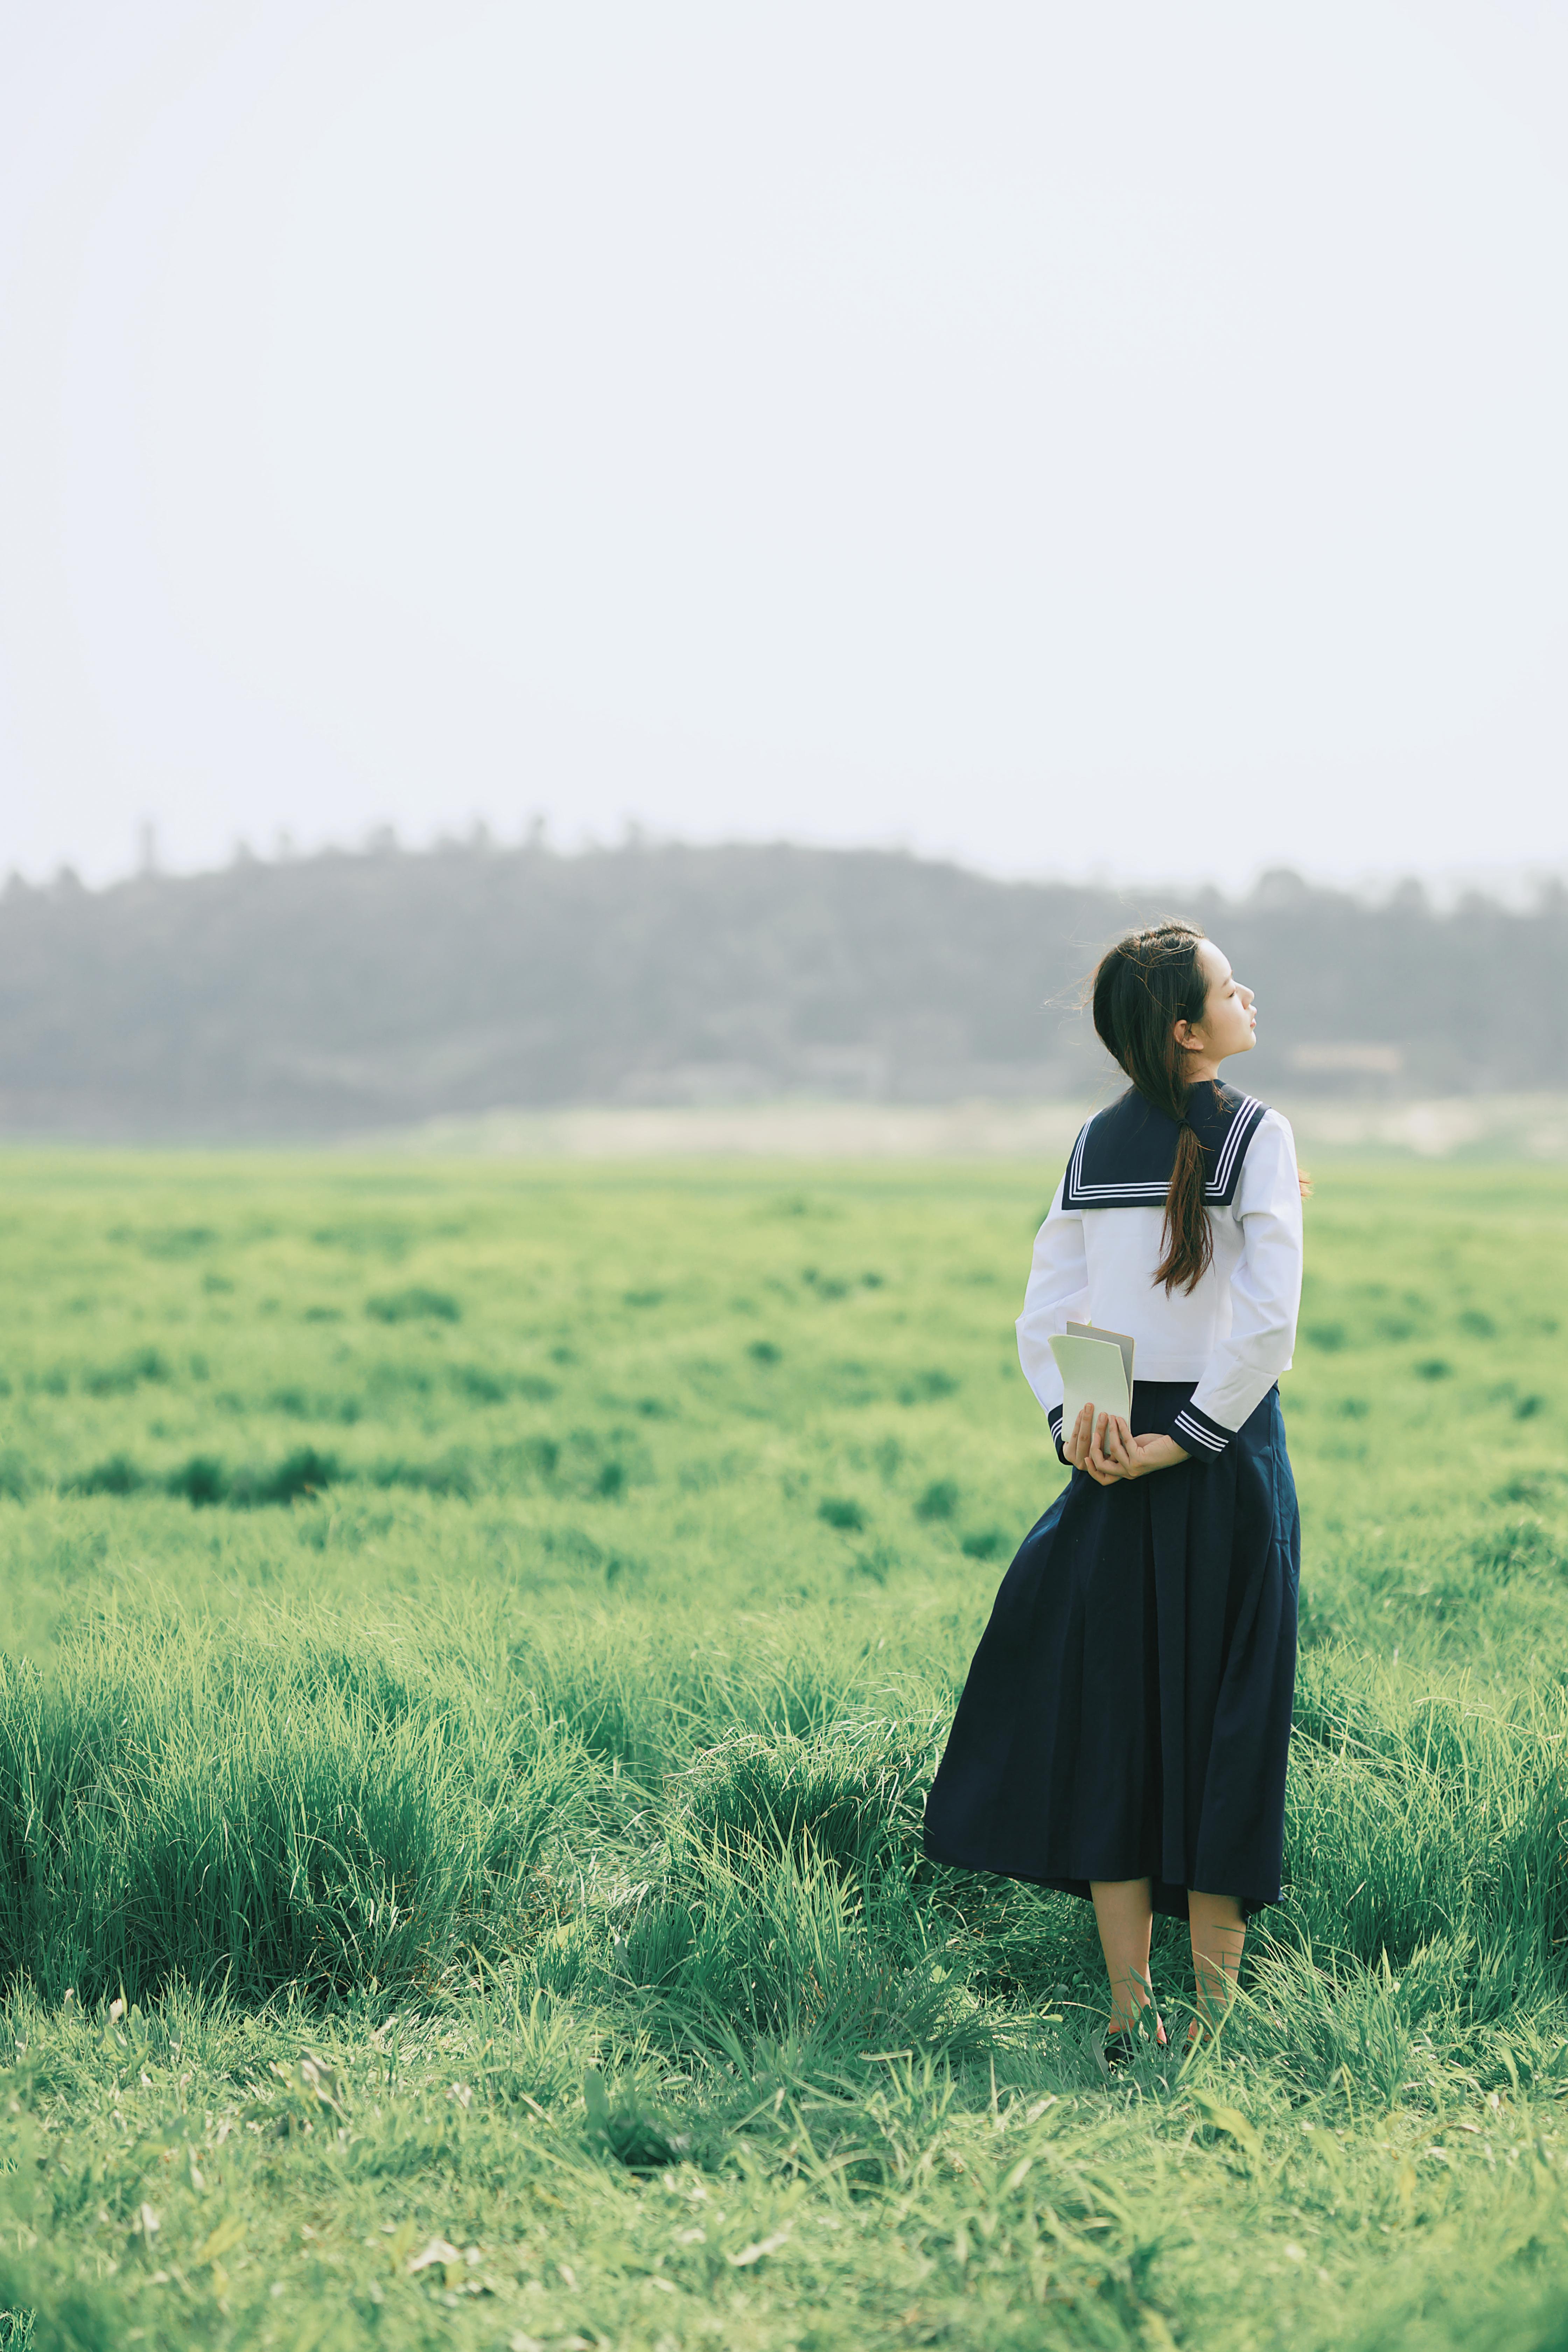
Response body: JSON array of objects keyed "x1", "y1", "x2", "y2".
[{"x1": 1181, "y1": 939, "x2": 1256, "y2": 1067}]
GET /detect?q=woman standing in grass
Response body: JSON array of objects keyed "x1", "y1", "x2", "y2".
[{"x1": 923, "y1": 922, "x2": 1304, "y2": 2063}]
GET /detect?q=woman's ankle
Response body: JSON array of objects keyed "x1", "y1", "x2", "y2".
[{"x1": 1107, "y1": 2008, "x2": 1167, "y2": 2045}]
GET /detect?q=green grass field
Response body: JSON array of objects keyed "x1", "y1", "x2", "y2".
[{"x1": 0, "y1": 1150, "x2": 1566, "y2": 2351}]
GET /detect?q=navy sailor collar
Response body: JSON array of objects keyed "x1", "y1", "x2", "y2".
[{"x1": 1062, "y1": 1083, "x2": 1269, "y2": 1212}]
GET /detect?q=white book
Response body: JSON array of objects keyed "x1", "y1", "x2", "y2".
[{"x1": 1047, "y1": 1322, "x2": 1136, "y2": 1436}]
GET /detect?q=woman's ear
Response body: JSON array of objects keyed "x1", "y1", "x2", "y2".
[{"x1": 1172, "y1": 1017, "x2": 1202, "y2": 1055}]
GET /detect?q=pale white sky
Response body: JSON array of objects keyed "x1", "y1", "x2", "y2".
[{"x1": 3, "y1": 0, "x2": 1567, "y2": 893}]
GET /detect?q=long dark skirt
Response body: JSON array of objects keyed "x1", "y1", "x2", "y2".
[{"x1": 923, "y1": 1380, "x2": 1299, "y2": 1922}]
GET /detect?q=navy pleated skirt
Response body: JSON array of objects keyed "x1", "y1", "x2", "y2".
[{"x1": 923, "y1": 1381, "x2": 1299, "y2": 1922}]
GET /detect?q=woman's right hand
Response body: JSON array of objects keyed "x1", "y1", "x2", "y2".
[
  {"x1": 1064, "y1": 1404, "x2": 1125, "y2": 1486},
  {"x1": 1064, "y1": 1405, "x2": 1189, "y2": 1484}
]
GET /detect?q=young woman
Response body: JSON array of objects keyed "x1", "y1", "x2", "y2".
[{"x1": 923, "y1": 920, "x2": 1304, "y2": 2063}]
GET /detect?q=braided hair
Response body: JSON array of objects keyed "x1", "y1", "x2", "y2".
[{"x1": 1091, "y1": 922, "x2": 1218, "y2": 1295}]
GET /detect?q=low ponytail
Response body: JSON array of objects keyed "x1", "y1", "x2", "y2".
[
  {"x1": 1090, "y1": 922, "x2": 1216, "y2": 1295},
  {"x1": 1161, "y1": 1121, "x2": 1211, "y2": 1296}
]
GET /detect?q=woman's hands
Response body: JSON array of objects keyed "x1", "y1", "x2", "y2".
[{"x1": 1062, "y1": 1405, "x2": 1190, "y2": 1485}]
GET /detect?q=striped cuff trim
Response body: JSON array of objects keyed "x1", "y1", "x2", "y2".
[
  {"x1": 1047, "y1": 1405, "x2": 1066, "y2": 1462},
  {"x1": 1172, "y1": 1404, "x2": 1233, "y2": 1458}
]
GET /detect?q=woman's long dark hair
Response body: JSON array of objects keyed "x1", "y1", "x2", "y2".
[{"x1": 1091, "y1": 921, "x2": 1216, "y2": 1295}]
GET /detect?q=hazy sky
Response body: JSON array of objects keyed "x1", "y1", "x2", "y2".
[{"x1": 4, "y1": 0, "x2": 1567, "y2": 892}]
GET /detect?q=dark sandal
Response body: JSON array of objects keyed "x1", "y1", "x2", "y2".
[{"x1": 1104, "y1": 2017, "x2": 1167, "y2": 2067}]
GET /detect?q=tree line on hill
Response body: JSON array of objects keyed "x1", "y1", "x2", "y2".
[{"x1": 0, "y1": 841, "x2": 1562, "y2": 1137}]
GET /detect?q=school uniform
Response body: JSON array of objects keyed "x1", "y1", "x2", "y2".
[{"x1": 922, "y1": 1080, "x2": 1303, "y2": 1921}]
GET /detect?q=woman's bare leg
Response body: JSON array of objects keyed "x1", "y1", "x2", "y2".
[
  {"x1": 1187, "y1": 1889, "x2": 1246, "y2": 2040},
  {"x1": 1090, "y1": 1877, "x2": 1164, "y2": 2040}
]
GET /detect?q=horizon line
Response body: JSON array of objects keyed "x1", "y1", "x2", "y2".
[{"x1": 5, "y1": 826, "x2": 1566, "y2": 915}]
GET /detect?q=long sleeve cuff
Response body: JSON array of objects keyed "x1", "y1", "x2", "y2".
[
  {"x1": 1171, "y1": 1401, "x2": 1234, "y2": 1460},
  {"x1": 1046, "y1": 1405, "x2": 1067, "y2": 1463}
]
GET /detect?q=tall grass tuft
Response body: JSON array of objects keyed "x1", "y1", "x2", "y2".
[
  {"x1": 0, "y1": 1613, "x2": 590, "y2": 2003},
  {"x1": 1280, "y1": 1648, "x2": 1568, "y2": 2010}
]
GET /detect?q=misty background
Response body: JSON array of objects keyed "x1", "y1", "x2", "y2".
[
  {"x1": 2, "y1": 840, "x2": 1562, "y2": 1139},
  {"x1": 5, "y1": 4, "x2": 1568, "y2": 1137}
]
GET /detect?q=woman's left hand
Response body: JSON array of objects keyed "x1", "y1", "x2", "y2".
[{"x1": 1089, "y1": 1416, "x2": 1190, "y2": 1480}]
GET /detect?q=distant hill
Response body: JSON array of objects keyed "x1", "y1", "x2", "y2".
[{"x1": 1, "y1": 842, "x2": 1563, "y2": 1138}]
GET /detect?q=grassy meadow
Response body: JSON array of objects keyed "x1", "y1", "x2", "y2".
[{"x1": 0, "y1": 1149, "x2": 1566, "y2": 2350}]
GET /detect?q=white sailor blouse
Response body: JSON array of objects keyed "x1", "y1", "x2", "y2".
[{"x1": 1016, "y1": 1083, "x2": 1304, "y2": 1463}]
